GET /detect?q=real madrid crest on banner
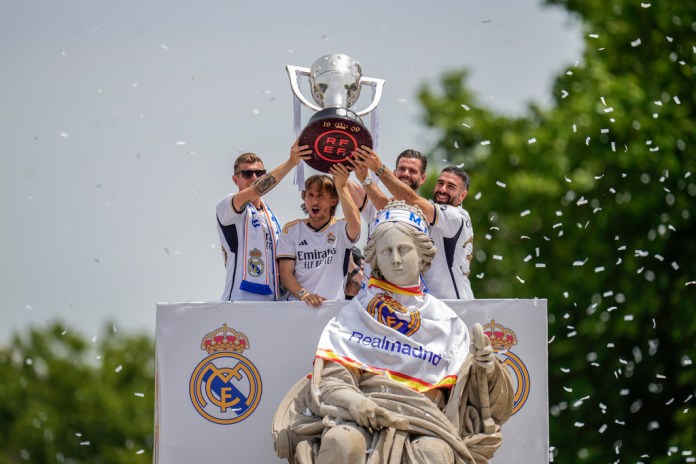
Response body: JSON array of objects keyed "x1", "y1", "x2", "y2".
[
  {"x1": 189, "y1": 324, "x2": 262, "y2": 424},
  {"x1": 484, "y1": 319, "x2": 530, "y2": 415},
  {"x1": 367, "y1": 293, "x2": 421, "y2": 336}
]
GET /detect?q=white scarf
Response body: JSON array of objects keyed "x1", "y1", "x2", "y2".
[
  {"x1": 316, "y1": 281, "x2": 470, "y2": 392},
  {"x1": 239, "y1": 200, "x2": 280, "y2": 299}
]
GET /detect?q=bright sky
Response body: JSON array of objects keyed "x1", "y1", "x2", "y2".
[{"x1": 0, "y1": 0, "x2": 583, "y2": 341}]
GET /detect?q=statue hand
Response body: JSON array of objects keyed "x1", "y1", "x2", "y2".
[
  {"x1": 472, "y1": 323, "x2": 495, "y2": 372},
  {"x1": 349, "y1": 397, "x2": 394, "y2": 430}
]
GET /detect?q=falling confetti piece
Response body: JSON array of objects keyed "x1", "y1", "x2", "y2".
[
  {"x1": 631, "y1": 38, "x2": 642, "y2": 47},
  {"x1": 496, "y1": 181, "x2": 506, "y2": 188},
  {"x1": 461, "y1": 104, "x2": 470, "y2": 111},
  {"x1": 528, "y1": 138, "x2": 537, "y2": 144},
  {"x1": 115, "y1": 365, "x2": 123, "y2": 373},
  {"x1": 137, "y1": 450, "x2": 145, "y2": 455},
  {"x1": 480, "y1": 140, "x2": 491, "y2": 146},
  {"x1": 134, "y1": 392, "x2": 145, "y2": 397},
  {"x1": 493, "y1": 255, "x2": 503, "y2": 260},
  {"x1": 589, "y1": 33, "x2": 599, "y2": 38},
  {"x1": 176, "y1": 141, "x2": 186, "y2": 146},
  {"x1": 80, "y1": 442, "x2": 90, "y2": 446},
  {"x1": 60, "y1": 132, "x2": 69, "y2": 138}
]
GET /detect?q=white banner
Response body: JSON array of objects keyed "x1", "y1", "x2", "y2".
[{"x1": 155, "y1": 299, "x2": 548, "y2": 463}]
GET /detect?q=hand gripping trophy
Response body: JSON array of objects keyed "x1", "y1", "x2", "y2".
[
  {"x1": 272, "y1": 201, "x2": 515, "y2": 464},
  {"x1": 287, "y1": 53, "x2": 385, "y2": 173}
]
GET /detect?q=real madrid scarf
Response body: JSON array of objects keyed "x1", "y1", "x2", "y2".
[
  {"x1": 316, "y1": 282, "x2": 470, "y2": 392},
  {"x1": 239, "y1": 201, "x2": 280, "y2": 298}
]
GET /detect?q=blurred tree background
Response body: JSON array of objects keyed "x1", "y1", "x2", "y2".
[
  {"x1": 418, "y1": 0, "x2": 695, "y2": 461},
  {"x1": 0, "y1": 324, "x2": 154, "y2": 463},
  {"x1": 1, "y1": 0, "x2": 694, "y2": 463}
]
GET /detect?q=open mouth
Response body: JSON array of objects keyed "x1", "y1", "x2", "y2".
[
  {"x1": 311, "y1": 207, "x2": 320, "y2": 215},
  {"x1": 435, "y1": 193, "x2": 450, "y2": 203}
]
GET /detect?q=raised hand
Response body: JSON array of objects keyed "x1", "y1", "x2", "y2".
[{"x1": 472, "y1": 323, "x2": 495, "y2": 372}]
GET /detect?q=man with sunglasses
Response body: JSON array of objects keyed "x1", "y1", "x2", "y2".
[{"x1": 216, "y1": 140, "x2": 312, "y2": 301}]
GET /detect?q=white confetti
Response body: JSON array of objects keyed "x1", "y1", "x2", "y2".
[
  {"x1": 80, "y1": 441, "x2": 90, "y2": 446},
  {"x1": 115, "y1": 365, "x2": 123, "y2": 373},
  {"x1": 528, "y1": 138, "x2": 537, "y2": 144},
  {"x1": 561, "y1": 90, "x2": 569, "y2": 99},
  {"x1": 176, "y1": 141, "x2": 186, "y2": 146},
  {"x1": 674, "y1": 96, "x2": 681, "y2": 105},
  {"x1": 60, "y1": 132, "x2": 69, "y2": 138},
  {"x1": 480, "y1": 140, "x2": 491, "y2": 146},
  {"x1": 136, "y1": 450, "x2": 145, "y2": 455},
  {"x1": 640, "y1": 3, "x2": 651, "y2": 7},
  {"x1": 496, "y1": 181, "x2": 506, "y2": 188},
  {"x1": 573, "y1": 259, "x2": 588, "y2": 266},
  {"x1": 461, "y1": 104, "x2": 470, "y2": 111},
  {"x1": 516, "y1": 276, "x2": 525, "y2": 283},
  {"x1": 585, "y1": 136, "x2": 591, "y2": 145},
  {"x1": 520, "y1": 210, "x2": 530, "y2": 216},
  {"x1": 599, "y1": 424, "x2": 608, "y2": 433},
  {"x1": 604, "y1": 107, "x2": 614, "y2": 113},
  {"x1": 563, "y1": 386, "x2": 573, "y2": 392},
  {"x1": 631, "y1": 38, "x2": 642, "y2": 47},
  {"x1": 624, "y1": 315, "x2": 634, "y2": 321},
  {"x1": 134, "y1": 392, "x2": 145, "y2": 397},
  {"x1": 574, "y1": 422, "x2": 585, "y2": 427},
  {"x1": 161, "y1": 43, "x2": 169, "y2": 50},
  {"x1": 492, "y1": 255, "x2": 503, "y2": 260},
  {"x1": 595, "y1": 267, "x2": 605, "y2": 273},
  {"x1": 589, "y1": 33, "x2": 599, "y2": 38},
  {"x1": 576, "y1": 197, "x2": 588, "y2": 206}
]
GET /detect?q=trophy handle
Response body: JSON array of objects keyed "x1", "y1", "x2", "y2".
[
  {"x1": 286, "y1": 65, "x2": 323, "y2": 112},
  {"x1": 354, "y1": 77, "x2": 385, "y2": 117},
  {"x1": 286, "y1": 65, "x2": 385, "y2": 117}
]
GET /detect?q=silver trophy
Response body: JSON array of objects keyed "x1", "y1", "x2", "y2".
[{"x1": 287, "y1": 53, "x2": 385, "y2": 173}]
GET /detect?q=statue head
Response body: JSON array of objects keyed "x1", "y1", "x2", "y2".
[{"x1": 363, "y1": 201, "x2": 436, "y2": 286}]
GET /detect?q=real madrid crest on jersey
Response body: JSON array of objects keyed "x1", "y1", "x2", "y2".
[
  {"x1": 366, "y1": 293, "x2": 421, "y2": 337},
  {"x1": 484, "y1": 319, "x2": 530, "y2": 415},
  {"x1": 326, "y1": 232, "x2": 336, "y2": 245},
  {"x1": 189, "y1": 324, "x2": 262, "y2": 424},
  {"x1": 247, "y1": 248, "x2": 264, "y2": 277}
]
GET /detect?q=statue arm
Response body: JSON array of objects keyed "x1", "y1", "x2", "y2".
[{"x1": 318, "y1": 361, "x2": 397, "y2": 429}]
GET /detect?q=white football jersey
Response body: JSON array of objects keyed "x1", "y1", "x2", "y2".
[
  {"x1": 216, "y1": 194, "x2": 282, "y2": 302},
  {"x1": 277, "y1": 217, "x2": 356, "y2": 301},
  {"x1": 423, "y1": 203, "x2": 474, "y2": 300}
]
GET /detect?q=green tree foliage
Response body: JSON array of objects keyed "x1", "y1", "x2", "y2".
[
  {"x1": 0, "y1": 323, "x2": 154, "y2": 463},
  {"x1": 418, "y1": 1, "x2": 694, "y2": 462}
]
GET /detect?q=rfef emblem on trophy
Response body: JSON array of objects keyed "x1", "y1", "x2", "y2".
[{"x1": 287, "y1": 54, "x2": 385, "y2": 173}]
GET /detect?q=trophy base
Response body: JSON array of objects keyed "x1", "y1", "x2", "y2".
[{"x1": 299, "y1": 108, "x2": 373, "y2": 173}]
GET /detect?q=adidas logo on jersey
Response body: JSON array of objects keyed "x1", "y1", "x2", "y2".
[{"x1": 298, "y1": 240, "x2": 308, "y2": 246}]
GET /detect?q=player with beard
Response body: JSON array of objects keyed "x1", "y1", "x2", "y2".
[
  {"x1": 277, "y1": 164, "x2": 360, "y2": 308},
  {"x1": 350, "y1": 146, "x2": 474, "y2": 300}
]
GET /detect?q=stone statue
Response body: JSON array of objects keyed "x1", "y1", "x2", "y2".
[{"x1": 273, "y1": 201, "x2": 514, "y2": 463}]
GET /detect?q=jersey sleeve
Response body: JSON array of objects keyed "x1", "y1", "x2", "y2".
[
  {"x1": 433, "y1": 203, "x2": 473, "y2": 238},
  {"x1": 276, "y1": 223, "x2": 297, "y2": 260},
  {"x1": 216, "y1": 193, "x2": 244, "y2": 226}
]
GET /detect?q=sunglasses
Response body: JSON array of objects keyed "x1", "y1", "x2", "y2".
[{"x1": 235, "y1": 169, "x2": 267, "y2": 179}]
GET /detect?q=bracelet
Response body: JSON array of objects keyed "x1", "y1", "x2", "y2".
[
  {"x1": 298, "y1": 288, "x2": 309, "y2": 300},
  {"x1": 375, "y1": 164, "x2": 386, "y2": 177}
]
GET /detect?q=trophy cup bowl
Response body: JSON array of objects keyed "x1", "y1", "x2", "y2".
[{"x1": 298, "y1": 54, "x2": 373, "y2": 173}]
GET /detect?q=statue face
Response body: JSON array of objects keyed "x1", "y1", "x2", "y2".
[{"x1": 375, "y1": 226, "x2": 420, "y2": 287}]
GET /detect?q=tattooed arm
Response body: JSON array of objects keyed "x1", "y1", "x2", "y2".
[{"x1": 232, "y1": 140, "x2": 312, "y2": 210}]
